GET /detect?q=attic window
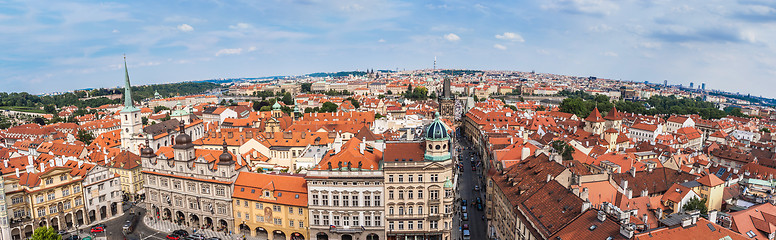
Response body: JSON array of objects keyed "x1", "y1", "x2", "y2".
[
  {"x1": 277, "y1": 192, "x2": 282, "y2": 197},
  {"x1": 295, "y1": 194, "x2": 299, "y2": 199},
  {"x1": 241, "y1": 188, "x2": 245, "y2": 192},
  {"x1": 264, "y1": 191, "x2": 270, "y2": 197},
  {"x1": 589, "y1": 225, "x2": 597, "y2": 231},
  {"x1": 251, "y1": 189, "x2": 255, "y2": 193}
]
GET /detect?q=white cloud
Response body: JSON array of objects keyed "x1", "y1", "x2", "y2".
[
  {"x1": 215, "y1": 48, "x2": 243, "y2": 56},
  {"x1": 229, "y1": 23, "x2": 253, "y2": 30},
  {"x1": 541, "y1": 0, "x2": 619, "y2": 16},
  {"x1": 495, "y1": 32, "x2": 525, "y2": 42},
  {"x1": 177, "y1": 24, "x2": 194, "y2": 32},
  {"x1": 589, "y1": 24, "x2": 611, "y2": 32},
  {"x1": 112, "y1": 29, "x2": 119, "y2": 33},
  {"x1": 247, "y1": 46, "x2": 257, "y2": 52},
  {"x1": 494, "y1": 44, "x2": 507, "y2": 50},
  {"x1": 602, "y1": 51, "x2": 618, "y2": 57},
  {"x1": 378, "y1": 39, "x2": 386, "y2": 43},
  {"x1": 444, "y1": 33, "x2": 460, "y2": 42}
]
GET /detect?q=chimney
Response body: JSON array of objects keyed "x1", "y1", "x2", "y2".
[
  {"x1": 689, "y1": 210, "x2": 700, "y2": 225},
  {"x1": 580, "y1": 187, "x2": 589, "y2": 201},
  {"x1": 359, "y1": 137, "x2": 366, "y2": 154},
  {"x1": 620, "y1": 223, "x2": 635, "y2": 238},
  {"x1": 641, "y1": 188, "x2": 649, "y2": 197},
  {"x1": 581, "y1": 200, "x2": 591, "y2": 213},
  {"x1": 27, "y1": 156, "x2": 33, "y2": 166},
  {"x1": 3, "y1": 159, "x2": 7, "y2": 168},
  {"x1": 625, "y1": 188, "x2": 632, "y2": 199},
  {"x1": 621, "y1": 180, "x2": 628, "y2": 191},
  {"x1": 642, "y1": 214, "x2": 649, "y2": 226},
  {"x1": 630, "y1": 167, "x2": 636, "y2": 177},
  {"x1": 521, "y1": 147, "x2": 530, "y2": 161},
  {"x1": 77, "y1": 160, "x2": 83, "y2": 168},
  {"x1": 657, "y1": 208, "x2": 664, "y2": 220},
  {"x1": 597, "y1": 210, "x2": 606, "y2": 222},
  {"x1": 40, "y1": 162, "x2": 45, "y2": 172},
  {"x1": 15, "y1": 168, "x2": 19, "y2": 177},
  {"x1": 708, "y1": 210, "x2": 718, "y2": 224},
  {"x1": 25, "y1": 164, "x2": 34, "y2": 173},
  {"x1": 546, "y1": 174, "x2": 552, "y2": 183},
  {"x1": 406, "y1": 128, "x2": 414, "y2": 141}
]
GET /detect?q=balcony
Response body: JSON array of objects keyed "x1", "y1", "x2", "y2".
[{"x1": 329, "y1": 225, "x2": 364, "y2": 233}]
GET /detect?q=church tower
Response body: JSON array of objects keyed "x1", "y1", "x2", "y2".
[
  {"x1": 439, "y1": 78, "x2": 455, "y2": 120},
  {"x1": 120, "y1": 56, "x2": 142, "y2": 153},
  {"x1": 425, "y1": 113, "x2": 451, "y2": 161}
]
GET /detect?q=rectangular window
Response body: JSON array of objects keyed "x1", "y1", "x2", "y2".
[
  {"x1": 352, "y1": 196, "x2": 358, "y2": 207},
  {"x1": 374, "y1": 195, "x2": 381, "y2": 206},
  {"x1": 431, "y1": 206, "x2": 438, "y2": 214},
  {"x1": 408, "y1": 221, "x2": 414, "y2": 230},
  {"x1": 418, "y1": 175, "x2": 423, "y2": 182},
  {"x1": 258, "y1": 216, "x2": 264, "y2": 222},
  {"x1": 37, "y1": 208, "x2": 45, "y2": 217},
  {"x1": 374, "y1": 216, "x2": 381, "y2": 226},
  {"x1": 333, "y1": 216, "x2": 340, "y2": 226},
  {"x1": 73, "y1": 185, "x2": 80, "y2": 193},
  {"x1": 216, "y1": 187, "x2": 225, "y2": 196},
  {"x1": 398, "y1": 175, "x2": 403, "y2": 182},
  {"x1": 430, "y1": 221, "x2": 438, "y2": 229},
  {"x1": 274, "y1": 218, "x2": 282, "y2": 225},
  {"x1": 445, "y1": 189, "x2": 452, "y2": 198},
  {"x1": 364, "y1": 196, "x2": 371, "y2": 207},
  {"x1": 343, "y1": 216, "x2": 350, "y2": 226},
  {"x1": 398, "y1": 221, "x2": 404, "y2": 230},
  {"x1": 201, "y1": 185, "x2": 211, "y2": 194},
  {"x1": 312, "y1": 195, "x2": 319, "y2": 205},
  {"x1": 299, "y1": 221, "x2": 304, "y2": 228},
  {"x1": 289, "y1": 220, "x2": 294, "y2": 227},
  {"x1": 322, "y1": 195, "x2": 329, "y2": 206},
  {"x1": 273, "y1": 206, "x2": 281, "y2": 212},
  {"x1": 74, "y1": 198, "x2": 82, "y2": 206},
  {"x1": 342, "y1": 195, "x2": 349, "y2": 207},
  {"x1": 289, "y1": 207, "x2": 294, "y2": 214},
  {"x1": 313, "y1": 215, "x2": 320, "y2": 225},
  {"x1": 418, "y1": 190, "x2": 423, "y2": 199},
  {"x1": 365, "y1": 216, "x2": 372, "y2": 226},
  {"x1": 388, "y1": 191, "x2": 394, "y2": 200},
  {"x1": 333, "y1": 195, "x2": 339, "y2": 207},
  {"x1": 299, "y1": 208, "x2": 303, "y2": 215},
  {"x1": 48, "y1": 205, "x2": 57, "y2": 214},
  {"x1": 47, "y1": 192, "x2": 55, "y2": 201},
  {"x1": 431, "y1": 190, "x2": 439, "y2": 200},
  {"x1": 417, "y1": 221, "x2": 423, "y2": 229},
  {"x1": 388, "y1": 175, "x2": 394, "y2": 183},
  {"x1": 323, "y1": 215, "x2": 330, "y2": 225},
  {"x1": 408, "y1": 175, "x2": 414, "y2": 182},
  {"x1": 62, "y1": 189, "x2": 70, "y2": 197},
  {"x1": 389, "y1": 221, "x2": 394, "y2": 230}
]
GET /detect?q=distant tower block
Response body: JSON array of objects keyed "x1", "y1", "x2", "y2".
[
  {"x1": 434, "y1": 56, "x2": 437, "y2": 70},
  {"x1": 702, "y1": 83, "x2": 706, "y2": 90},
  {"x1": 689, "y1": 82, "x2": 694, "y2": 89}
]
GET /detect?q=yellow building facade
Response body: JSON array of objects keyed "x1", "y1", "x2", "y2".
[{"x1": 232, "y1": 172, "x2": 308, "y2": 240}]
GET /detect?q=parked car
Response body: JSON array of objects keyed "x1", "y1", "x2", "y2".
[
  {"x1": 476, "y1": 197, "x2": 482, "y2": 204},
  {"x1": 462, "y1": 213, "x2": 469, "y2": 221},
  {"x1": 462, "y1": 205, "x2": 467, "y2": 213},
  {"x1": 166, "y1": 234, "x2": 181, "y2": 240},
  {"x1": 188, "y1": 234, "x2": 205, "y2": 240},
  {"x1": 173, "y1": 230, "x2": 189, "y2": 237},
  {"x1": 462, "y1": 224, "x2": 469, "y2": 230},
  {"x1": 90, "y1": 226, "x2": 104, "y2": 233},
  {"x1": 462, "y1": 199, "x2": 468, "y2": 206},
  {"x1": 476, "y1": 203, "x2": 483, "y2": 211},
  {"x1": 473, "y1": 185, "x2": 480, "y2": 191}
]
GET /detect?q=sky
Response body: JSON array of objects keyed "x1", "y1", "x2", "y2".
[{"x1": 1, "y1": 0, "x2": 776, "y2": 98}]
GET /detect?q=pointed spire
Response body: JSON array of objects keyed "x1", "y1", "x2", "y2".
[
  {"x1": 121, "y1": 55, "x2": 140, "y2": 113},
  {"x1": 123, "y1": 55, "x2": 133, "y2": 108}
]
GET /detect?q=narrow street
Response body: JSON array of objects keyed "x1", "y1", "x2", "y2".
[{"x1": 453, "y1": 130, "x2": 487, "y2": 240}]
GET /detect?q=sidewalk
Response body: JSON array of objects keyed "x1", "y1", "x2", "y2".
[{"x1": 142, "y1": 217, "x2": 268, "y2": 240}]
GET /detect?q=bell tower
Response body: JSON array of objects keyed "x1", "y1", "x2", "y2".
[{"x1": 120, "y1": 56, "x2": 142, "y2": 153}]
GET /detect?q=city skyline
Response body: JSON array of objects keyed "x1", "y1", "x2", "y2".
[{"x1": 2, "y1": 0, "x2": 776, "y2": 98}]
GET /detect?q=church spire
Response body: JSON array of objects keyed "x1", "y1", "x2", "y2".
[
  {"x1": 121, "y1": 55, "x2": 140, "y2": 113},
  {"x1": 123, "y1": 55, "x2": 133, "y2": 108}
]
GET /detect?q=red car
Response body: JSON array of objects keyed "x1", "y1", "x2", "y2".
[
  {"x1": 90, "y1": 226, "x2": 104, "y2": 233},
  {"x1": 166, "y1": 234, "x2": 181, "y2": 240}
]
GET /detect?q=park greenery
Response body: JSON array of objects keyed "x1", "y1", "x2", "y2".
[
  {"x1": 0, "y1": 82, "x2": 219, "y2": 112},
  {"x1": 558, "y1": 90, "x2": 740, "y2": 120},
  {"x1": 31, "y1": 227, "x2": 60, "y2": 240},
  {"x1": 403, "y1": 85, "x2": 429, "y2": 100}
]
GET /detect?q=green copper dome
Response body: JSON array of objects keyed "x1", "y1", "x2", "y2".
[{"x1": 425, "y1": 113, "x2": 450, "y2": 140}]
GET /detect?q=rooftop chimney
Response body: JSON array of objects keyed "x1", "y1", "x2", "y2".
[
  {"x1": 40, "y1": 162, "x2": 45, "y2": 172},
  {"x1": 3, "y1": 159, "x2": 7, "y2": 168},
  {"x1": 597, "y1": 210, "x2": 607, "y2": 222},
  {"x1": 27, "y1": 156, "x2": 33, "y2": 166},
  {"x1": 620, "y1": 223, "x2": 635, "y2": 238},
  {"x1": 359, "y1": 137, "x2": 366, "y2": 154},
  {"x1": 546, "y1": 173, "x2": 552, "y2": 183},
  {"x1": 521, "y1": 147, "x2": 530, "y2": 161},
  {"x1": 15, "y1": 168, "x2": 19, "y2": 177},
  {"x1": 708, "y1": 210, "x2": 718, "y2": 224}
]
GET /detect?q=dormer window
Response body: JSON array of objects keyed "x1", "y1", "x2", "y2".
[{"x1": 264, "y1": 191, "x2": 270, "y2": 197}]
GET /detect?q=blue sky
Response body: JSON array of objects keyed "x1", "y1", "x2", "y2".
[{"x1": 2, "y1": 0, "x2": 776, "y2": 98}]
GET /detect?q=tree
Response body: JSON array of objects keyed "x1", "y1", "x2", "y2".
[
  {"x1": 682, "y1": 196, "x2": 708, "y2": 214},
  {"x1": 504, "y1": 104, "x2": 517, "y2": 111},
  {"x1": 33, "y1": 117, "x2": 46, "y2": 125},
  {"x1": 301, "y1": 83, "x2": 312, "y2": 92},
  {"x1": 77, "y1": 129, "x2": 94, "y2": 145},
  {"x1": 281, "y1": 92, "x2": 294, "y2": 105},
  {"x1": 321, "y1": 102, "x2": 338, "y2": 112},
  {"x1": 43, "y1": 105, "x2": 55, "y2": 114},
  {"x1": 378, "y1": 94, "x2": 385, "y2": 99},
  {"x1": 387, "y1": 90, "x2": 393, "y2": 95},
  {"x1": 31, "y1": 226, "x2": 61, "y2": 240},
  {"x1": 347, "y1": 97, "x2": 360, "y2": 109},
  {"x1": 141, "y1": 117, "x2": 148, "y2": 125},
  {"x1": 259, "y1": 106, "x2": 272, "y2": 111},
  {"x1": 536, "y1": 106, "x2": 546, "y2": 111},
  {"x1": 551, "y1": 140, "x2": 575, "y2": 160},
  {"x1": 761, "y1": 127, "x2": 771, "y2": 133},
  {"x1": 375, "y1": 113, "x2": 386, "y2": 119},
  {"x1": 429, "y1": 91, "x2": 437, "y2": 99},
  {"x1": 153, "y1": 105, "x2": 169, "y2": 113}
]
